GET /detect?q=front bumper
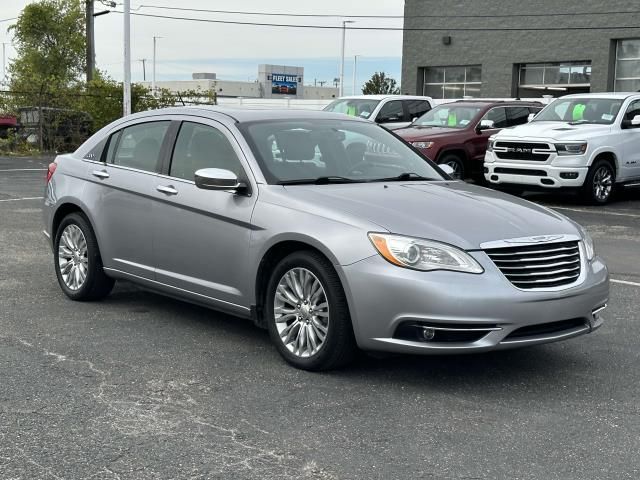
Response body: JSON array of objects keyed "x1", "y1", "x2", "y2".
[{"x1": 339, "y1": 252, "x2": 609, "y2": 354}]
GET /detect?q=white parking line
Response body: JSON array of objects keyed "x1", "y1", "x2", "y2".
[
  {"x1": 549, "y1": 205, "x2": 640, "y2": 219},
  {"x1": 611, "y1": 278, "x2": 640, "y2": 287},
  {"x1": 0, "y1": 168, "x2": 47, "y2": 172},
  {"x1": 0, "y1": 196, "x2": 43, "y2": 202}
]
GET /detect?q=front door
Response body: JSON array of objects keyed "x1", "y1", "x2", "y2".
[
  {"x1": 151, "y1": 119, "x2": 257, "y2": 311},
  {"x1": 619, "y1": 99, "x2": 640, "y2": 180}
]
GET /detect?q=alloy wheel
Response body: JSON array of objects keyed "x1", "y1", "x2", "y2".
[
  {"x1": 593, "y1": 166, "x2": 613, "y2": 202},
  {"x1": 444, "y1": 160, "x2": 463, "y2": 180},
  {"x1": 273, "y1": 267, "x2": 329, "y2": 358},
  {"x1": 58, "y1": 224, "x2": 89, "y2": 291}
]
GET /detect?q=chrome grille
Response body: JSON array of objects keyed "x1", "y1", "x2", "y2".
[
  {"x1": 494, "y1": 141, "x2": 553, "y2": 162},
  {"x1": 485, "y1": 241, "x2": 582, "y2": 289}
]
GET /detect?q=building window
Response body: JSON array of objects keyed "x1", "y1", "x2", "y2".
[
  {"x1": 517, "y1": 61, "x2": 591, "y2": 97},
  {"x1": 422, "y1": 65, "x2": 482, "y2": 99},
  {"x1": 615, "y1": 39, "x2": 640, "y2": 92}
]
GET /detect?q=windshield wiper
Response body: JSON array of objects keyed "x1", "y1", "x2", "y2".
[
  {"x1": 278, "y1": 176, "x2": 362, "y2": 185},
  {"x1": 371, "y1": 172, "x2": 438, "y2": 182},
  {"x1": 568, "y1": 120, "x2": 598, "y2": 125}
]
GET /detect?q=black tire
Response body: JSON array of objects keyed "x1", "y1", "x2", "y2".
[
  {"x1": 264, "y1": 250, "x2": 357, "y2": 371},
  {"x1": 438, "y1": 153, "x2": 465, "y2": 180},
  {"x1": 54, "y1": 212, "x2": 114, "y2": 301},
  {"x1": 581, "y1": 159, "x2": 615, "y2": 205}
]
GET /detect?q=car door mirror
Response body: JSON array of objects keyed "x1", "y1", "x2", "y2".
[
  {"x1": 194, "y1": 168, "x2": 247, "y2": 193},
  {"x1": 439, "y1": 164, "x2": 455, "y2": 176},
  {"x1": 632, "y1": 115, "x2": 640, "y2": 126},
  {"x1": 527, "y1": 113, "x2": 536, "y2": 122},
  {"x1": 477, "y1": 119, "x2": 495, "y2": 131}
]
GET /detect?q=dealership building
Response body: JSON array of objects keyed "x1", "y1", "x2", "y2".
[
  {"x1": 142, "y1": 64, "x2": 338, "y2": 100},
  {"x1": 401, "y1": 0, "x2": 640, "y2": 99}
]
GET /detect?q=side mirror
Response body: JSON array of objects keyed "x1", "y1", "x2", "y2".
[
  {"x1": 527, "y1": 113, "x2": 536, "y2": 122},
  {"x1": 194, "y1": 168, "x2": 248, "y2": 194},
  {"x1": 439, "y1": 164, "x2": 455, "y2": 176},
  {"x1": 477, "y1": 119, "x2": 495, "y2": 132},
  {"x1": 632, "y1": 115, "x2": 640, "y2": 126}
]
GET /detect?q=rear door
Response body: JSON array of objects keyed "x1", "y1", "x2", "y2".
[
  {"x1": 506, "y1": 106, "x2": 531, "y2": 128},
  {"x1": 151, "y1": 118, "x2": 258, "y2": 312},
  {"x1": 469, "y1": 107, "x2": 507, "y2": 161},
  {"x1": 404, "y1": 99, "x2": 432, "y2": 123},
  {"x1": 375, "y1": 100, "x2": 408, "y2": 130},
  {"x1": 84, "y1": 119, "x2": 172, "y2": 279}
]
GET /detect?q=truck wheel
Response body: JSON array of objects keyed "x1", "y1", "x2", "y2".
[
  {"x1": 582, "y1": 160, "x2": 614, "y2": 205},
  {"x1": 439, "y1": 154, "x2": 465, "y2": 180}
]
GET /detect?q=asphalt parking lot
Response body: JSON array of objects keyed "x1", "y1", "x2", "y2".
[{"x1": 1, "y1": 156, "x2": 639, "y2": 480}]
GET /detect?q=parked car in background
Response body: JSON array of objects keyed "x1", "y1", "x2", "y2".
[
  {"x1": 323, "y1": 95, "x2": 433, "y2": 130},
  {"x1": 0, "y1": 115, "x2": 18, "y2": 139},
  {"x1": 395, "y1": 100, "x2": 543, "y2": 180},
  {"x1": 484, "y1": 93, "x2": 640, "y2": 204},
  {"x1": 44, "y1": 107, "x2": 608, "y2": 371}
]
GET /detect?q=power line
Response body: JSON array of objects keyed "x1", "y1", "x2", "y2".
[
  {"x1": 126, "y1": 4, "x2": 640, "y2": 19},
  {"x1": 0, "y1": 17, "x2": 17, "y2": 23},
  {"x1": 115, "y1": 11, "x2": 640, "y2": 31}
]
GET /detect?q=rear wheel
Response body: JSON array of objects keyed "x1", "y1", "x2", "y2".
[
  {"x1": 265, "y1": 251, "x2": 356, "y2": 371},
  {"x1": 439, "y1": 153, "x2": 465, "y2": 180},
  {"x1": 54, "y1": 213, "x2": 114, "y2": 301},
  {"x1": 582, "y1": 160, "x2": 614, "y2": 205}
]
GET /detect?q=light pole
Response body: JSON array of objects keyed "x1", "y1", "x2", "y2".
[
  {"x1": 352, "y1": 55, "x2": 360, "y2": 95},
  {"x1": 123, "y1": 0, "x2": 131, "y2": 116},
  {"x1": 2, "y1": 43, "x2": 6, "y2": 83},
  {"x1": 339, "y1": 20, "x2": 355, "y2": 97},
  {"x1": 139, "y1": 59, "x2": 147, "y2": 81},
  {"x1": 152, "y1": 36, "x2": 162, "y2": 94}
]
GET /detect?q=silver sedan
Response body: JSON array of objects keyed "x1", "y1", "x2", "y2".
[{"x1": 43, "y1": 108, "x2": 609, "y2": 370}]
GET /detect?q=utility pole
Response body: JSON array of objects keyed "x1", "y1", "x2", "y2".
[
  {"x1": 152, "y1": 36, "x2": 162, "y2": 94},
  {"x1": 86, "y1": 0, "x2": 94, "y2": 82},
  {"x1": 123, "y1": 0, "x2": 131, "y2": 116},
  {"x1": 139, "y1": 59, "x2": 147, "y2": 81},
  {"x1": 339, "y1": 20, "x2": 355, "y2": 97},
  {"x1": 352, "y1": 55, "x2": 360, "y2": 95}
]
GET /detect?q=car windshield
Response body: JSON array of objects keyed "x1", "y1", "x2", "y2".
[
  {"x1": 238, "y1": 119, "x2": 446, "y2": 185},
  {"x1": 323, "y1": 99, "x2": 381, "y2": 120},
  {"x1": 532, "y1": 98, "x2": 624, "y2": 125},
  {"x1": 413, "y1": 104, "x2": 483, "y2": 128}
]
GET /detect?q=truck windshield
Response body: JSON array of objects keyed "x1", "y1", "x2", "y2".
[
  {"x1": 412, "y1": 105, "x2": 483, "y2": 129},
  {"x1": 323, "y1": 99, "x2": 381, "y2": 119},
  {"x1": 533, "y1": 98, "x2": 623, "y2": 125}
]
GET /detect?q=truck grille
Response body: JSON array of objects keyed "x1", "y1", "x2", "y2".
[
  {"x1": 494, "y1": 142, "x2": 552, "y2": 162},
  {"x1": 485, "y1": 241, "x2": 582, "y2": 289}
]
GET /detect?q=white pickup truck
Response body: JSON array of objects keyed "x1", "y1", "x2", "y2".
[{"x1": 484, "y1": 93, "x2": 640, "y2": 204}]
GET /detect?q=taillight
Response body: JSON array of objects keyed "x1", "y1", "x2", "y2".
[{"x1": 46, "y1": 162, "x2": 57, "y2": 184}]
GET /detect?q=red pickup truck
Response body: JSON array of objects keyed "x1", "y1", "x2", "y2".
[{"x1": 395, "y1": 100, "x2": 542, "y2": 180}]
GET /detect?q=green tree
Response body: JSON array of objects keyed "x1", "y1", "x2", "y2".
[
  {"x1": 361, "y1": 72, "x2": 400, "y2": 95},
  {"x1": 8, "y1": 0, "x2": 85, "y2": 103}
]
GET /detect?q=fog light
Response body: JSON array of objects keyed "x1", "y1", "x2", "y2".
[
  {"x1": 491, "y1": 175, "x2": 498, "y2": 181},
  {"x1": 422, "y1": 327, "x2": 436, "y2": 341},
  {"x1": 560, "y1": 172, "x2": 579, "y2": 179},
  {"x1": 484, "y1": 167, "x2": 489, "y2": 173}
]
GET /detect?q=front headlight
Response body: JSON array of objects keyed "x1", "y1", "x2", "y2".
[
  {"x1": 555, "y1": 142, "x2": 588, "y2": 156},
  {"x1": 368, "y1": 233, "x2": 484, "y2": 273},
  {"x1": 579, "y1": 226, "x2": 595, "y2": 261},
  {"x1": 487, "y1": 138, "x2": 495, "y2": 152},
  {"x1": 411, "y1": 141, "x2": 434, "y2": 149}
]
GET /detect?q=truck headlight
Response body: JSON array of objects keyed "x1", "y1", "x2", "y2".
[
  {"x1": 368, "y1": 233, "x2": 484, "y2": 273},
  {"x1": 487, "y1": 138, "x2": 495, "y2": 152},
  {"x1": 555, "y1": 142, "x2": 587, "y2": 156},
  {"x1": 411, "y1": 141, "x2": 434, "y2": 149}
]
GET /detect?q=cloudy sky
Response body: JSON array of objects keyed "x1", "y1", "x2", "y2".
[{"x1": 1, "y1": 0, "x2": 405, "y2": 91}]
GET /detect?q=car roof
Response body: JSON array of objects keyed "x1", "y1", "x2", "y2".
[
  {"x1": 557, "y1": 92, "x2": 639, "y2": 100},
  {"x1": 332, "y1": 95, "x2": 432, "y2": 101},
  {"x1": 450, "y1": 100, "x2": 543, "y2": 107},
  {"x1": 125, "y1": 106, "x2": 371, "y2": 124}
]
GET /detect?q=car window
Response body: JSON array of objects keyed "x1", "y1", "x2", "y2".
[
  {"x1": 413, "y1": 104, "x2": 483, "y2": 129},
  {"x1": 83, "y1": 137, "x2": 107, "y2": 162},
  {"x1": 323, "y1": 99, "x2": 381, "y2": 119},
  {"x1": 405, "y1": 100, "x2": 431, "y2": 119},
  {"x1": 481, "y1": 107, "x2": 508, "y2": 128},
  {"x1": 239, "y1": 119, "x2": 445, "y2": 184},
  {"x1": 506, "y1": 107, "x2": 531, "y2": 127},
  {"x1": 169, "y1": 122, "x2": 244, "y2": 181},
  {"x1": 110, "y1": 121, "x2": 170, "y2": 172},
  {"x1": 377, "y1": 100, "x2": 405, "y2": 123},
  {"x1": 623, "y1": 99, "x2": 640, "y2": 121}
]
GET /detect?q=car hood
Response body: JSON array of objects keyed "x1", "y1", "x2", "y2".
[
  {"x1": 496, "y1": 121, "x2": 612, "y2": 141},
  {"x1": 282, "y1": 181, "x2": 579, "y2": 250},
  {"x1": 395, "y1": 126, "x2": 463, "y2": 141}
]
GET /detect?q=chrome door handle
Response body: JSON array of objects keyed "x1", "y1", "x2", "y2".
[
  {"x1": 156, "y1": 185, "x2": 178, "y2": 195},
  {"x1": 92, "y1": 169, "x2": 109, "y2": 179}
]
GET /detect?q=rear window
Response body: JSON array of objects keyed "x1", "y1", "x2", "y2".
[{"x1": 108, "y1": 121, "x2": 170, "y2": 172}]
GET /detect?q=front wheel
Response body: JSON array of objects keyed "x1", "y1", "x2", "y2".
[
  {"x1": 54, "y1": 213, "x2": 114, "y2": 301},
  {"x1": 439, "y1": 153, "x2": 465, "y2": 180},
  {"x1": 265, "y1": 251, "x2": 356, "y2": 371},
  {"x1": 582, "y1": 160, "x2": 615, "y2": 205}
]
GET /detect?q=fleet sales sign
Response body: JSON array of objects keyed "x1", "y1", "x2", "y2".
[{"x1": 272, "y1": 74, "x2": 298, "y2": 95}]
